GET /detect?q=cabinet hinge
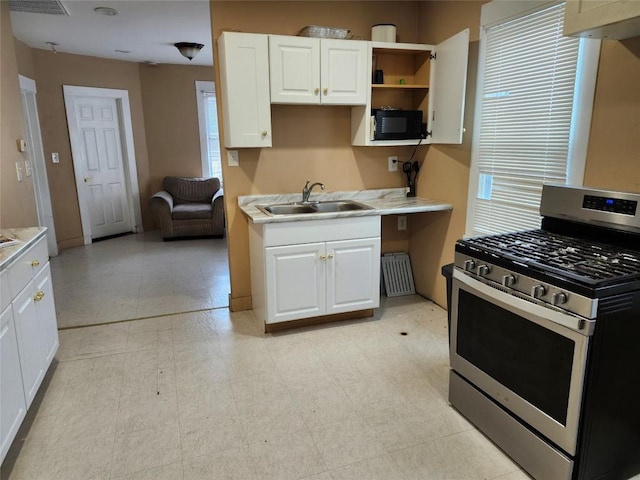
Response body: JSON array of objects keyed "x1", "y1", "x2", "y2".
[{"x1": 430, "y1": 53, "x2": 437, "y2": 60}]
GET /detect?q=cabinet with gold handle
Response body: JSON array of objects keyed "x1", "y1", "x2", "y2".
[
  {"x1": 327, "y1": 253, "x2": 334, "y2": 259},
  {"x1": 314, "y1": 88, "x2": 320, "y2": 95},
  {"x1": 322, "y1": 88, "x2": 328, "y2": 96},
  {"x1": 319, "y1": 255, "x2": 326, "y2": 260},
  {"x1": 31, "y1": 260, "x2": 40, "y2": 267},
  {"x1": 33, "y1": 291, "x2": 45, "y2": 302}
]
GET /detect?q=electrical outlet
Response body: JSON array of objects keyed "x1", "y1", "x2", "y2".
[
  {"x1": 398, "y1": 215, "x2": 407, "y2": 230},
  {"x1": 388, "y1": 155, "x2": 398, "y2": 172}
]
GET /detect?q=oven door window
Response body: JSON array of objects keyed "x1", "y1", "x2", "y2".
[{"x1": 457, "y1": 289, "x2": 574, "y2": 425}]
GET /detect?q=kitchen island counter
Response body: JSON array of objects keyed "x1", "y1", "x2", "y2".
[{"x1": 238, "y1": 188, "x2": 452, "y2": 224}]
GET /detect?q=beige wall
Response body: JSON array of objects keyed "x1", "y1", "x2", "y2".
[
  {"x1": 1, "y1": 3, "x2": 38, "y2": 229},
  {"x1": 409, "y1": 1, "x2": 486, "y2": 308},
  {"x1": 14, "y1": 38, "x2": 36, "y2": 80},
  {"x1": 139, "y1": 64, "x2": 215, "y2": 194},
  {"x1": 211, "y1": 1, "x2": 421, "y2": 310},
  {"x1": 583, "y1": 37, "x2": 640, "y2": 193},
  {"x1": 24, "y1": 50, "x2": 151, "y2": 247}
]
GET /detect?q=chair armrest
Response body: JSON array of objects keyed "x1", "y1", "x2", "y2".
[
  {"x1": 151, "y1": 190, "x2": 174, "y2": 211},
  {"x1": 211, "y1": 187, "x2": 224, "y2": 206},
  {"x1": 211, "y1": 187, "x2": 225, "y2": 232}
]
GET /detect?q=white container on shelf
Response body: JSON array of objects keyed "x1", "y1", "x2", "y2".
[{"x1": 371, "y1": 24, "x2": 396, "y2": 42}]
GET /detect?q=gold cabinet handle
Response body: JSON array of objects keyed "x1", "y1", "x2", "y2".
[
  {"x1": 261, "y1": 130, "x2": 268, "y2": 137},
  {"x1": 319, "y1": 255, "x2": 326, "y2": 260},
  {"x1": 314, "y1": 88, "x2": 320, "y2": 95},
  {"x1": 33, "y1": 291, "x2": 45, "y2": 302},
  {"x1": 31, "y1": 260, "x2": 40, "y2": 267},
  {"x1": 327, "y1": 253, "x2": 334, "y2": 259},
  {"x1": 323, "y1": 88, "x2": 328, "y2": 96}
]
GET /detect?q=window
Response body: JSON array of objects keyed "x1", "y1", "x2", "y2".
[
  {"x1": 195, "y1": 81, "x2": 222, "y2": 182},
  {"x1": 466, "y1": 1, "x2": 600, "y2": 237}
]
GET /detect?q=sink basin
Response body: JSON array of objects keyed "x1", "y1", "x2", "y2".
[
  {"x1": 257, "y1": 200, "x2": 372, "y2": 216},
  {"x1": 261, "y1": 204, "x2": 317, "y2": 215},
  {"x1": 312, "y1": 201, "x2": 371, "y2": 212}
]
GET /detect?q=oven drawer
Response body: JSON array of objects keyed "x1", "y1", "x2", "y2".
[{"x1": 449, "y1": 371, "x2": 573, "y2": 480}]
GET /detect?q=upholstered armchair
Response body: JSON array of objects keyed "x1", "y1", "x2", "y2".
[{"x1": 150, "y1": 176, "x2": 224, "y2": 239}]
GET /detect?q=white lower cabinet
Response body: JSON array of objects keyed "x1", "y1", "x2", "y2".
[
  {"x1": 1, "y1": 232, "x2": 59, "y2": 464},
  {"x1": 1, "y1": 306, "x2": 27, "y2": 462},
  {"x1": 250, "y1": 216, "x2": 381, "y2": 327}
]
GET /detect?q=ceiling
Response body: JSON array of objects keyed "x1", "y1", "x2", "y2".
[{"x1": 9, "y1": 0, "x2": 214, "y2": 66}]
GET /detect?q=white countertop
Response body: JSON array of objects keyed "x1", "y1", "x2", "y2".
[
  {"x1": 238, "y1": 188, "x2": 453, "y2": 224},
  {"x1": 0, "y1": 227, "x2": 47, "y2": 271}
]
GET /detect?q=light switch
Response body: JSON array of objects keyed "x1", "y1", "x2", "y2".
[
  {"x1": 51, "y1": 152, "x2": 59, "y2": 164},
  {"x1": 16, "y1": 139, "x2": 27, "y2": 152},
  {"x1": 227, "y1": 150, "x2": 239, "y2": 167},
  {"x1": 25, "y1": 160, "x2": 33, "y2": 177}
]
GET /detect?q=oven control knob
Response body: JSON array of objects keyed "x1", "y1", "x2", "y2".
[
  {"x1": 477, "y1": 264, "x2": 491, "y2": 276},
  {"x1": 502, "y1": 274, "x2": 516, "y2": 287},
  {"x1": 463, "y1": 259, "x2": 476, "y2": 272},
  {"x1": 531, "y1": 285, "x2": 546, "y2": 299},
  {"x1": 552, "y1": 292, "x2": 568, "y2": 305}
]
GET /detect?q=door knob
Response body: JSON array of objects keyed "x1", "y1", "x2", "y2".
[{"x1": 83, "y1": 177, "x2": 93, "y2": 183}]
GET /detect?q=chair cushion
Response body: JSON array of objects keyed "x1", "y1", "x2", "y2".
[
  {"x1": 163, "y1": 177, "x2": 220, "y2": 205},
  {"x1": 172, "y1": 203, "x2": 212, "y2": 220}
]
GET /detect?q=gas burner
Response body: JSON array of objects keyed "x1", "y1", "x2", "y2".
[{"x1": 461, "y1": 229, "x2": 640, "y2": 286}]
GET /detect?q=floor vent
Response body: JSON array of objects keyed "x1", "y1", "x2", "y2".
[{"x1": 381, "y1": 252, "x2": 415, "y2": 297}]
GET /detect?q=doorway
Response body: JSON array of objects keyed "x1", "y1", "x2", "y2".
[
  {"x1": 63, "y1": 85, "x2": 143, "y2": 244},
  {"x1": 19, "y1": 75, "x2": 58, "y2": 256}
]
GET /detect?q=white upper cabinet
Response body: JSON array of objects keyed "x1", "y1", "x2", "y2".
[
  {"x1": 269, "y1": 36, "x2": 368, "y2": 105},
  {"x1": 564, "y1": 0, "x2": 640, "y2": 39},
  {"x1": 427, "y1": 28, "x2": 470, "y2": 144},
  {"x1": 351, "y1": 28, "x2": 470, "y2": 147},
  {"x1": 218, "y1": 32, "x2": 272, "y2": 148}
]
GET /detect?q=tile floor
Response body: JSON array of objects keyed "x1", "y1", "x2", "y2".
[
  {"x1": 50, "y1": 232, "x2": 230, "y2": 329},
  {"x1": 2, "y1": 232, "x2": 534, "y2": 479}
]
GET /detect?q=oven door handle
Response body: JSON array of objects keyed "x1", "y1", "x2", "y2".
[{"x1": 453, "y1": 269, "x2": 595, "y2": 336}]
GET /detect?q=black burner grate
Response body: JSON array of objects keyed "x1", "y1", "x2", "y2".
[{"x1": 461, "y1": 230, "x2": 640, "y2": 286}]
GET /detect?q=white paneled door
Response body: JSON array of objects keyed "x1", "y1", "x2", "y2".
[
  {"x1": 73, "y1": 96, "x2": 131, "y2": 239},
  {"x1": 64, "y1": 86, "x2": 142, "y2": 244}
]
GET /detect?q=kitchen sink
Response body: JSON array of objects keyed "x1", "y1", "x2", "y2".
[
  {"x1": 312, "y1": 201, "x2": 371, "y2": 212},
  {"x1": 258, "y1": 200, "x2": 372, "y2": 216},
  {"x1": 260, "y1": 204, "x2": 317, "y2": 215}
]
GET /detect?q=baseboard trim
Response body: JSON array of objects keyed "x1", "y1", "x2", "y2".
[
  {"x1": 229, "y1": 294, "x2": 252, "y2": 312},
  {"x1": 265, "y1": 309, "x2": 374, "y2": 333}
]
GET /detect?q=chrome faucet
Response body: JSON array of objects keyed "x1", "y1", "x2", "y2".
[{"x1": 302, "y1": 180, "x2": 325, "y2": 203}]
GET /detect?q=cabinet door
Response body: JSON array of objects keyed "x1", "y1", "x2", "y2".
[
  {"x1": 269, "y1": 35, "x2": 320, "y2": 104},
  {"x1": 12, "y1": 282, "x2": 45, "y2": 408},
  {"x1": 427, "y1": 28, "x2": 470, "y2": 144},
  {"x1": 1, "y1": 306, "x2": 27, "y2": 463},
  {"x1": 326, "y1": 237, "x2": 381, "y2": 314},
  {"x1": 564, "y1": 0, "x2": 640, "y2": 39},
  {"x1": 33, "y1": 264, "x2": 59, "y2": 366},
  {"x1": 321, "y1": 39, "x2": 369, "y2": 105},
  {"x1": 265, "y1": 243, "x2": 326, "y2": 323},
  {"x1": 218, "y1": 32, "x2": 272, "y2": 148}
]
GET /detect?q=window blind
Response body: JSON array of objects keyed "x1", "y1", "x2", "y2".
[
  {"x1": 203, "y1": 91, "x2": 222, "y2": 182},
  {"x1": 471, "y1": 3, "x2": 581, "y2": 236}
]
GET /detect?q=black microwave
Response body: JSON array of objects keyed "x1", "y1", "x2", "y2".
[{"x1": 372, "y1": 109, "x2": 423, "y2": 140}]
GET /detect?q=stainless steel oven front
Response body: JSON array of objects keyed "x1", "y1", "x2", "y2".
[{"x1": 450, "y1": 268, "x2": 594, "y2": 457}]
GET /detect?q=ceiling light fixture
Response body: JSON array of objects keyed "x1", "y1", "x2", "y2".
[
  {"x1": 46, "y1": 41, "x2": 59, "y2": 53},
  {"x1": 174, "y1": 42, "x2": 204, "y2": 61},
  {"x1": 94, "y1": 6, "x2": 118, "y2": 16}
]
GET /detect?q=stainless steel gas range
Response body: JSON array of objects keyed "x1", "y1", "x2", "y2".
[{"x1": 449, "y1": 184, "x2": 640, "y2": 480}]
